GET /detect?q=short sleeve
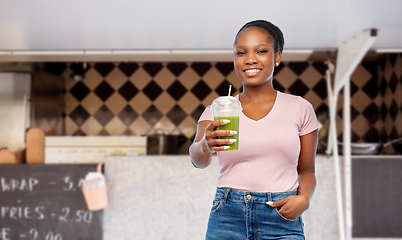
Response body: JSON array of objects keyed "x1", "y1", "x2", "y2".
[
  {"x1": 198, "y1": 105, "x2": 213, "y2": 123},
  {"x1": 298, "y1": 97, "x2": 319, "y2": 136}
]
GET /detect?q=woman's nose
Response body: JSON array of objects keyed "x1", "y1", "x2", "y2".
[{"x1": 245, "y1": 53, "x2": 258, "y2": 64}]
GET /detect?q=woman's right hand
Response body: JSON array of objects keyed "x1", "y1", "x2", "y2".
[
  {"x1": 190, "y1": 119, "x2": 237, "y2": 168},
  {"x1": 202, "y1": 119, "x2": 237, "y2": 153}
]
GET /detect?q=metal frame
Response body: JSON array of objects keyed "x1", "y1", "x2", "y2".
[{"x1": 326, "y1": 29, "x2": 377, "y2": 240}]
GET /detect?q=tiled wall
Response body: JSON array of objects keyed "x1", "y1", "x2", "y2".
[
  {"x1": 335, "y1": 54, "x2": 402, "y2": 153},
  {"x1": 375, "y1": 54, "x2": 402, "y2": 152},
  {"x1": 43, "y1": 53, "x2": 402, "y2": 154}
]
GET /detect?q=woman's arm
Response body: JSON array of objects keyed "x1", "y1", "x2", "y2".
[
  {"x1": 268, "y1": 129, "x2": 318, "y2": 219},
  {"x1": 189, "y1": 121, "x2": 214, "y2": 169},
  {"x1": 297, "y1": 129, "x2": 318, "y2": 203},
  {"x1": 189, "y1": 119, "x2": 237, "y2": 169}
]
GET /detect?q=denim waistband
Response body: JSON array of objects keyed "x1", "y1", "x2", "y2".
[{"x1": 215, "y1": 187, "x2": 298, "y2": 204}]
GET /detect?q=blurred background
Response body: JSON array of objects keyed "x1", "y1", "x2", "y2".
[
  {"x1": 0, "y1": 0, "x2": 401, "y2": 239},
  {"x1": 1, "y1": 0, "x2": 401, "y2": 155}
]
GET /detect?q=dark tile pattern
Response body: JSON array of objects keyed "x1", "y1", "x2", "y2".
[
  {"x1": 70, "y1": 62, "x2": 91, "y2": 75},
  {"x1": 142, "y1": 105, "x2": 163, "y2": 127},
  {"x1": 142, "y1": 80, "x2": 163, "y2": 101},
  {"x1": 390, "y1": 126, "x2": 399, "y2": 139},
  {"x1": 191, "y1": 62, "x2": 212, "y2": 77},
  {"x1": 166, "y1": 62, "x2": 187, "y2": 77},
  {"x1": 379, "y1": 58, "x2": 387, "y2": 71},
  {"x1": 60, "y1": 55, "x2": 402, "y2": 154},
  {"x1": 97, "y1": 129, "x2": 110, "y2": 136},
  {"x1": 363, "y1": 128, "x2": 379, "y2": 142},
  {"x1": 215, "y1": 62, "x2": 233, "y2": 76},
  {"x1": 312, "y1": 79, "x2": 327, "y2": 100},
  {"x1": 380, "y1": 127, "x2": 389, "y2": 142},
  {"x1": 362, "y1": 61, "x2": 378, "y2": 78},
  {"x1": 273, "y1": 63, "x2": 285, "y2": 75},
  {"x1": 337, "y1": 105, "x2": 360, "y2": 122},
  {"x1": 93, "y1": 105, "x2": 114, "y2": 126},
  {"x1": 142, "y1": 63, "x2": 163, "y2": 77},
  {"x1": 118, "y1": 105, "x2": 139, "y2": 126},
  {"x1": 288, "y1": 79, "x2": 309, "y2": 97},
  {"x1": 118, "y1": 81, "x2": 139, "y2": 101},
  {"x1": 350, "y1": 106, "x2": 360, "y2": 122},
  {"x1": 288, "y1": 62, "x2": 310, "y2": 75},
  {"x1": 379, "y1": 77, "x2": 388, "y2": 96},
  {"x1": 69, "y1": 105, "x2": 90, "y2": 126},
  {"x1": 380, "y1": 103, "x2": 388, "y2": 122},
  {"x1": 166, "y1": 105, "x2": 187, "y2": 126},
  {"x1": 118, "y1": 63, "x2": 139, "y2": 77},
  {"x1": 215, "y1": 80, "x2": 237, "y2": 96},
  {"x1": 363, "y1": 103, "x2": 379, "y2": 124},
  {"x1": 337, "y1": 131, "x2": 360, "y2": 143},
  {"x1": 191, "y1": 104, "x2": 206, "y2": 122},
  {"x1": 272, "y1": 79, "x2": 285, "y2": 92},
  {"x1": 191, "y1": 80, "x2": 212, "y2": 101},
  {"x1": 367, "y1": 54, "x2": 402, "y2": 151},
  {"x1": 94, "y1": 81, "x2": 115, "y2": 101},
  {"x1": 390, "y1": 100, "x2": 399, "y2": 121},
  {"x1": 389, "y1": 54, "x2": 398, "y2": 67},
  {"x1": 315, "y1": 103, "x2": 328, "y2": 115},
  {"x1": 73, "y1": 128, "x2": 86, "y2": 136},
  {"x1": 70, "y1": 81, "x2": 90, "y2": 101},
  {"x1": 389, "y1": 72, "x2": 398, "y2": 93},
  {"x1": 312, "y1": 61, "x2": 328, "y2": 75},
  {"x1": 167, "y1": 80, "x2": 187, "y2": 101},
  {"x1": 362, "y1": 77, "x2": 379, "y2": 99},
  {"x1": 123, "y1": 128, "x2": 133, "y2": 136},
  {"x1": 94, "y1": 63, "x2": 115, "y2": 77},
  {"x1": 45, "y1": 62, "x2": 67, "y2": 75},
  {"x1": 350, "y1": 81, "x2": 359, "y2": 97}
]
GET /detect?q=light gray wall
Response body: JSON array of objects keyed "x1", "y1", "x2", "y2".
[{"x1": 104, "y1": 155, "x2": 340, "y2": 240}]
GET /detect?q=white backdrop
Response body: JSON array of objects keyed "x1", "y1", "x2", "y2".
[{"x1": 0, "y1": 0, "x2": 401, "y2": 51}]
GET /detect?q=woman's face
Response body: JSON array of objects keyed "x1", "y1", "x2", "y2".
[{"x1": 233, "y1": 27, "x2": 281, "y2": 88}]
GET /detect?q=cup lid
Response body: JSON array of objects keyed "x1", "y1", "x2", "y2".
[{"x1": 210, "y1": 96, "x2": 242, "y2": 111}]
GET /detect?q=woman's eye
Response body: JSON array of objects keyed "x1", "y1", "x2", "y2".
[
  {"x1": 257, "y1": 50, "x2": 267, "y2": 54},
  {"x1": 236, "y1": 51, "x2": 245, "y2": 56}
]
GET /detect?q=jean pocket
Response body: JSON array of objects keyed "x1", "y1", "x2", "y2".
[
  {"x1": 274, "y1": 206, "x2": 299, "y2": 222},
  {"x1": 210, "y1": 200, "x2": 223, "y2": 214}
]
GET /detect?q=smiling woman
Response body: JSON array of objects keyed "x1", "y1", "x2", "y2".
[
  {"x1": 233, "y1": 27, "x2": 279, "y2": 98},
  {"x1": 190, "y1": 20, "x2": 319, "y2": 240}
]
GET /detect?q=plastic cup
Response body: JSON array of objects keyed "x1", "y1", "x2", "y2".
[{"x1": 211, "y1": 96, "x2": 242, "y2": 151}]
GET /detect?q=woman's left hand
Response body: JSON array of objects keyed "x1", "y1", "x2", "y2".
[{"x1": 268, "y1": 195, "x2": 309, "y2": 220}]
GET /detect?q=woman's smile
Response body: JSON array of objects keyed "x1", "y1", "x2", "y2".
[{"x1": 243, "y1": 67, "x2": 262, "y2": 77}]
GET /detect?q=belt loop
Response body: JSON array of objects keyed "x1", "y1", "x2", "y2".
[
  {"x1": 267, "y1": 192, "x2": 272, "y2": 202},
  {"x1": 222, "y1": 188, "x2": 230, "y2": 204}
]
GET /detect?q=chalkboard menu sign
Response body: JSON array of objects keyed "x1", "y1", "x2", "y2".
[{"x1": 0, "y1": 164, "x2": 102, "y2": 240}]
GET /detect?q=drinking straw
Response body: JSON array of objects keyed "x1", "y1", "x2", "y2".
[{"x1": 225, "y1": 85, "x2": 232, "y2": 116}]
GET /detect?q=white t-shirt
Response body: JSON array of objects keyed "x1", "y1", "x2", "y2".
[{"x1": 198, "y1": 91, "x2": 318, "y2": 192}]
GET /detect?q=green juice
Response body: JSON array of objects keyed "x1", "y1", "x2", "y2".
[{"x1": 214, "y1": 116, "x2": 239, "y2": 151}]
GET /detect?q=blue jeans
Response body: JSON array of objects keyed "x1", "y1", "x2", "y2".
[{"x1": 205, "y1": 188, "x2": 305, "y2": 240}]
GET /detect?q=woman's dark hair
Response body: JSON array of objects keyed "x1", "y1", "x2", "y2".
[{"x1": 234, "y1": 20, "x2": 285, "y2": 54}]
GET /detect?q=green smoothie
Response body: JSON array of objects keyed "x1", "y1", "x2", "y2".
[{"x1": 214, "y1": 116, "x2": 239, "y2": 151}]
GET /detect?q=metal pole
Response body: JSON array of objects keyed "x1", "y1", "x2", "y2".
[
  {"x1": 326, "y1": 68, "x2": 346, "y2": 240},
  {"x1": 343, "y1": 79, "x2": 353, "y2": 240}
]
